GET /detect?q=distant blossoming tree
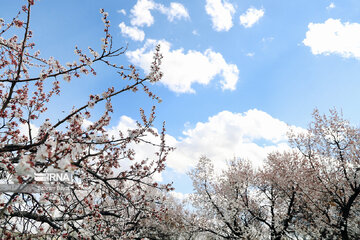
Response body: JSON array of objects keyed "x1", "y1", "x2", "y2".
[
  {"x1": 188, "y1": 156, "x2": 262, "y2": 239},
  {"x1": 288, "y1": 109, "x2": 360, "y2": 239},
  {"x1": 0, "y1": 1, "x2": 173, "y2": 239},
  {"x1": 187, "y1": 109, "x2": 360, "y2": 240}
]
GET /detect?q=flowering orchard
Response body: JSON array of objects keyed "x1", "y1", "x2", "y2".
[
  {"x1": 185, "y1": 109, "x2": 360, "y2": 240},
  {"x1": 0, "y1": 1, "x2": 174, "y2": 239}
]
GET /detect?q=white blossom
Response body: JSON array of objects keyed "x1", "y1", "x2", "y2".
[{"x1": 15, "y1": 155, "x2": 35, "y2": 176}]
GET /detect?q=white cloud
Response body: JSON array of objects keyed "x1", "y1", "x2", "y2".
[
  {"x1": 327, "y1": 3, "x2": 335, "y2": 9},
  {"x1": 166, "y1": 109, "x2": 303, "y2": 173},
  {"x1": 205, "y1": 0, "x2": 235, "y2": 32},
  {"x1": 117, "y1": 9, "x2": 126, "y2": 15},
  {"x1": 82, "y1": 119, "x2": 93, "y2": 130},
  {"x1": 19, "y1": 123, "x2": 39, "y2": 140},
  {"x1": 130, "y1": 0, "x2": 155, "y2": 27},
  {"x1": 169, "y1": 191, "x2": 190, "y2": 201},
  {"x1": 192, "y1": 30, "x2": 199, "y2": 36},
  {"x1": 261, "y1": 36, "x2": 274, "y2": 43},
  {"x1": 126, "y1": 39, "x2": 239, "y2": 93},
  {"x1": 119, "y1": 22, "x2": 145, "y2": 42},
  {"x1": 130, "y1": 0, "x2": 189, "y2": 27},
  {"x1": 303, "y1": 18, "x2": 360, "y2": 59},
  {"x1": 240, "y1": 7, "x2": 265, "y2": 28},
  {"x1": 157, "y1": 2, "x2": 190, "y2": 22},
  {"x1": 107, "y1": 110, "x2": 304, "y2": 178},
  {"x1": 246, "y1": 52, "x2": 255, "y2": 57}
]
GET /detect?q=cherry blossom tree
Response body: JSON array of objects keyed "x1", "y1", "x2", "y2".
[
  {"x1": 188, "y1": 156, "x2": 262, "y2": 239},
  {"x1": 188, "y1": 155, "x2": 304, "y2": 240},
  {"x1": 187, "y1": 109, "x2": 360, "y2": 239},
  {"x1": 0, "y1": 1, "x2": 173, "y2": 239},
  {"x1": 289, "y1": 109, "x2": 360, "y2": 240},
  {"x1": 135, "y1": 190, "x2": 197, "y2": 240},
  {"x1": 251, "y1": 151, "x2": 313, "y2": 240}
]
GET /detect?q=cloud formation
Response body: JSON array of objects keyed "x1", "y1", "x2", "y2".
[
  {"x1": 303, "y1": 18, "x2": 360, "y2": 59},
  {"x1": 108, "y1": 109, "x2": 302, "y2": 175},
  {"x1": 130, "y1": 0, "x2": 189, "y2": 27},
  {"x1": 205, "y1": 0, "x2": 235, "y2": 31},
  {"x1": 166, "y1": 109, "x2": 297, "y2": 173},
  {"x1": 126, "y1": 39, "x2": 239, "y2": 93},
  {"x1": 117, "y1": 9, "x2": 126, "y2": 15},
  {"x1": 240, "y1": 7, "x2": 265, "y2": 28},
  {"x1": 157, "y1": 2, "x2": 190, "y2": 22},
  {"x1": 327, "y1": 3, "x2": 335, "y2": 10},
  {"x1": 119, "y1": 22, "x2": 145, "y2": 41},
  {"x1": 130, "y1": 0, "x2": 155, "y2": 27}
]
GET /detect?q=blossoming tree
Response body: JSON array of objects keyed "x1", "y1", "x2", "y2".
[
  {"x1": 288, "y1": 109, "x2": 360, "y2": 239},
  {"x1": 188, "y1": 156, "x2": 262, "y2": 239},
  {"x1": 0, "y1": 1, "x2": 173, "y2": 239},
  {"x1": 187, "y1": 109, "x2": 360, "y2": 240}
]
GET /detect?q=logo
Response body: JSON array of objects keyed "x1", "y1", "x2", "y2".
[{"x1": 34, "y1": 172, "x2": 73, "y2": 183}]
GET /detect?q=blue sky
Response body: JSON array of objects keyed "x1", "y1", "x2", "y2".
[{"x1": 3, "y1": 0, "x2": 360, "y2": 196}]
